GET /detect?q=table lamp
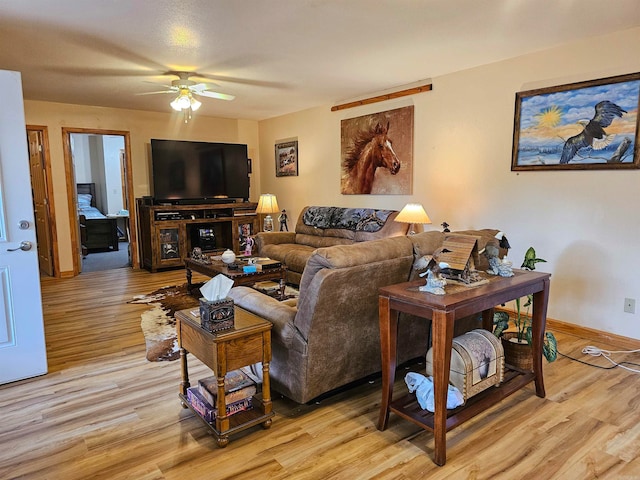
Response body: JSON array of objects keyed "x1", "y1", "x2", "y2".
[
  {"x1": 395, "y1": 203, "x2": 431, "y2": 234},
  {"x1": 256, "y1": 194, "x2": 280, "y2": 232}
]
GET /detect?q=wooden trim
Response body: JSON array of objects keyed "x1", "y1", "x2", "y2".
[
  {"x1": 61, "y1": 127, "x2": 137, "y2": 276},
  {"x1": 331, "y1": 83, "x2": 432, "y2": 112},
  {"x1": 61, "y1": 129, "x2": 80, "y2": 275},
  {"x1": 498, "y1": 307, "x2": 640, "y2": 350},
  {"x1": 547, "y1": 318, "x2": 640, "y2": 351}
]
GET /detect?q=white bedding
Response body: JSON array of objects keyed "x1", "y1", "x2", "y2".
[{"x1": 78, "y1": 193, "x2": 107, "y2": 219}]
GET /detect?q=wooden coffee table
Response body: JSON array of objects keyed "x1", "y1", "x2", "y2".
[{"x1": 185, "y1": 257, "x2": 287, "y2": 297}]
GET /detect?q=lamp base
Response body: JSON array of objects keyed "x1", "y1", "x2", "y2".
[{"x1": 263, "y1": 215, "x2": 274, "y2": 232}]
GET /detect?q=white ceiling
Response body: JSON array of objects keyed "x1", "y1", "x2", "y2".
[{"x1": 1, "y1": 0, "x2": 639, "y2": 121}]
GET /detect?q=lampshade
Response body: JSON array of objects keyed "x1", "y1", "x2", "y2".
[
  {"x1": 256, "y1": 194, "x2": 280, "y2": 214},
  {"x1": 395, "y1": 203, "x2": 431, "y2": 224},
  {"x1": 256, "y1": 194, "x2": 280, "y2": 232},
  {"x1": 395, "y1": 203, "x2": 431, "y2": 234}
]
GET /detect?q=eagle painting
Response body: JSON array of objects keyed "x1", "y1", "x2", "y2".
[{"x1": 560, "y1": 100, "x2": 627, "y2": 164}]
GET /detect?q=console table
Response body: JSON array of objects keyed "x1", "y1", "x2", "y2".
[{"x1": 377, "y1": 270, "x2": 551, "y2": 466}]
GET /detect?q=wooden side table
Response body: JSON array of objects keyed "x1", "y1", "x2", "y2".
[
  {"x1": 176, "y1": 306, "x2": 274, "y2": 447},
  {"x1": 377, "y1": 270, "x2": 551, "y2": 466}
]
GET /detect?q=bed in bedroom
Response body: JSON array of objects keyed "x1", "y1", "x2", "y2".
[{"x1": 77, "y1": 183, "x2": 119, "y2": 252}]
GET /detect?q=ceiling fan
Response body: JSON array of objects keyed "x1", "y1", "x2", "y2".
[{"x1": 139, "y1": 71, "x2": 235, "y2": 121}]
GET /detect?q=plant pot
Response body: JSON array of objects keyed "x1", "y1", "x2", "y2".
[{"x1": 501, "y1": 331, "x2": 533, "y2": 371}]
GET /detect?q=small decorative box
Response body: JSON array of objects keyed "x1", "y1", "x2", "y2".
[
  {"x1": 199, "y1": 297, "x2": 235, "y2": 333},
  {"x1": 426, "y1": 328, "x2": 504, "y2": 402}
]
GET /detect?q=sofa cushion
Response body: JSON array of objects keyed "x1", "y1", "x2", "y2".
[
  {"x1": 294, "y1": 233, "x2": 354, "y2": 248},
  {"x1": 295, "y1": 235, "x2": 414, "y2": 340},
  {"x1": 283, "y1": 244, "x2": 318, "y2": 274},
  {"x1": 260, "y1": 243, "x2": 315, "y2": 272},
  {"x1": 298, "y1": 235, "x2": 413, "y2": 308},
  {"x1": 228, "y1": 286, "x2": 306, "y2": 355}
]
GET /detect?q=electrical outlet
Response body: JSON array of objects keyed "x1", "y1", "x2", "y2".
[{"x1": 624, "y1": 298, "x2": 635, "y2": 314}]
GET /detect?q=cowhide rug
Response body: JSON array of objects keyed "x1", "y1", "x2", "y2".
[
  {"x1": 130, "y1": 283, "x2": 298, "y2": 362},
  {"x1": 130, "y1": 283, "x2": 200, "y2": 362}
]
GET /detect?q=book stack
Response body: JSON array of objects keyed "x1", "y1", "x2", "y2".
[
  {"x1": 186, "y1": 387, "x2": 252, "y2": 423},
  {"x1": 253, "y1": 280, "x2": 281, "y2": 294},
  {"x1": 186, "y1": 369, "x2": 257, "y2": 423}
]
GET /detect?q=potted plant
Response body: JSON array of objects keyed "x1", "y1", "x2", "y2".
[{"x1": 493, "y1": 247, "x2": 557, "y2": 369}]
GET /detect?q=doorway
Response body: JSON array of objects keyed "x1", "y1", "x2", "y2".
[{"x1": 62, "y1": 128, "x2": 137, "y2": 275}]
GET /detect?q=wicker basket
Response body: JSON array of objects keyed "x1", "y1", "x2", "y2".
[{"x1": 501, "y1": 332, "x2": 532, "y2": 371}]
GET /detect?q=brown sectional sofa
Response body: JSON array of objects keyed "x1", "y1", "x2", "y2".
[
  {"x1": 229, "y1": 227, "x2": 503, "y2": 404},
  {"x1": 255, "y1": 206, "x2": 409, "y2": 285}
]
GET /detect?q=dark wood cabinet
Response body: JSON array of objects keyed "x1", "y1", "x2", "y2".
[{"x1": 136, "y1": 199, "x2": 258, "y2": 272}]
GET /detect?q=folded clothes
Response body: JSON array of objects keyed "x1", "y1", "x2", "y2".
[{"x1": 404, "y1": 372, "x2": 464, "y2": 412}]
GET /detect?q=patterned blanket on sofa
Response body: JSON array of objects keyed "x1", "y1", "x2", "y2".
[{"x1": 302, "y1": 206, "x2": 394, "y2": 232}]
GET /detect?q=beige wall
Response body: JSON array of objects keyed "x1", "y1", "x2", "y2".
[
  {"x1": 256, "y1": 27, "x2": 640, "y2": 340},
  {"x1": 22, "y1": 27, "x2": 640, "y2": 340},
  {"x1": 24, "y1": 101, "x2": 260, "y2": 274}
]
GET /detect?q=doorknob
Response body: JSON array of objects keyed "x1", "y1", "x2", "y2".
[{"x1": 7, "y1": 241, "x2": 32, "y2": 252}]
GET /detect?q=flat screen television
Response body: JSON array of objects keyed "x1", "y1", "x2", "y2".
[{"x1": 150, "y1": 139, "x2": 249, "y2": 203}]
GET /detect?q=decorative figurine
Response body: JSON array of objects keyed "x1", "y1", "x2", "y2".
[
  {"x1": 419, "y1": 266, "x2": 448, "y2": 295},
  {"x1": 441, "y1": 221, "x2": 450, "y2": 233},
  {"x1": 415, "y1": 247, "x2": 450, "y2": 295},
  {"x1": 244, "y1": 235, "x2": 255, "y2": 256},
  {"x1": 482, "y1": 232, "x2": 514, "y2": 277},
  {"x1": 279, "y1": 209, "x2": 289, "y2": 231}
]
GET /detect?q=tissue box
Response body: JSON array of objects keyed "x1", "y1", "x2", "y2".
[
  {"x1": 425, "y1": 329, "x2": 504, "y2": 401},
  {"x1": 199, "y1": 297, "x2": 235, "y2": 333}
]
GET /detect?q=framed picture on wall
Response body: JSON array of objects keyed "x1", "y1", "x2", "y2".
[
  {"x1": 340, "y1": 105, "x2": 413, "y2": 194},
  {"x1": 511, "y1": 72, "x2": 640, "y2": 171},
  {"x1": 275, "y1": 140, "x2": 298, "y2": 177}
]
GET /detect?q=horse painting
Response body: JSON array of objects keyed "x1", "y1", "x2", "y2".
[{"x1": 341, "y1": 121, "x2": 401, "y2": 194}]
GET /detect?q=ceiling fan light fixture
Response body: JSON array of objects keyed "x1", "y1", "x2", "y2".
[
  {"x1": 170, "y1": 97, "x2": 183, "y2": 111},
  {"x1": 175, "y1": 93, "x2": 192, "y2": 110},
  {"x1": 190, "y1": 97, "x2": 202, "y2": 111}
]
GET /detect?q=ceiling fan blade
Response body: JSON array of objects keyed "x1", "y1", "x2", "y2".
[
  {"x1": 196, "y1": 90, "x2": 235, "y2": 101},
  {"x1": 136, "y1": 90, "x2": 178, "y2": 96},
  {"x1": 191, "y1": 82, "x2": 220, "y2": 91}
]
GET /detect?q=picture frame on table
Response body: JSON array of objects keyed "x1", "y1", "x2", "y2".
[
  {"x1": 275, "y1": 140, "x2": 298, "y2": 177},
  {"x1": 511, "y1": 72, "x2": 640, "y2": 171}
]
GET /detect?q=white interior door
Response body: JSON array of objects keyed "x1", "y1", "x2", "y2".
[{"x1": 0, "y1": 70, "x2": 47, "y2": 384}]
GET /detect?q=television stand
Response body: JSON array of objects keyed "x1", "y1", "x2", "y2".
[
  {"x1": 166, "y1": 198, "x2": 244, "y2": 206},
  {"x1": 137, "y1": 199, "x2": 258, "y2": 272}
]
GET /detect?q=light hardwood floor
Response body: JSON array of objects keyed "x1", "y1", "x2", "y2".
[{"x1": 1, "y1": 267, "x2": 640, "y2": 479}]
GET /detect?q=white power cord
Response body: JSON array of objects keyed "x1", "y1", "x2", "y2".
[{"x1": 582, "y1": 346, "x2": 640, "y2": 373}]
